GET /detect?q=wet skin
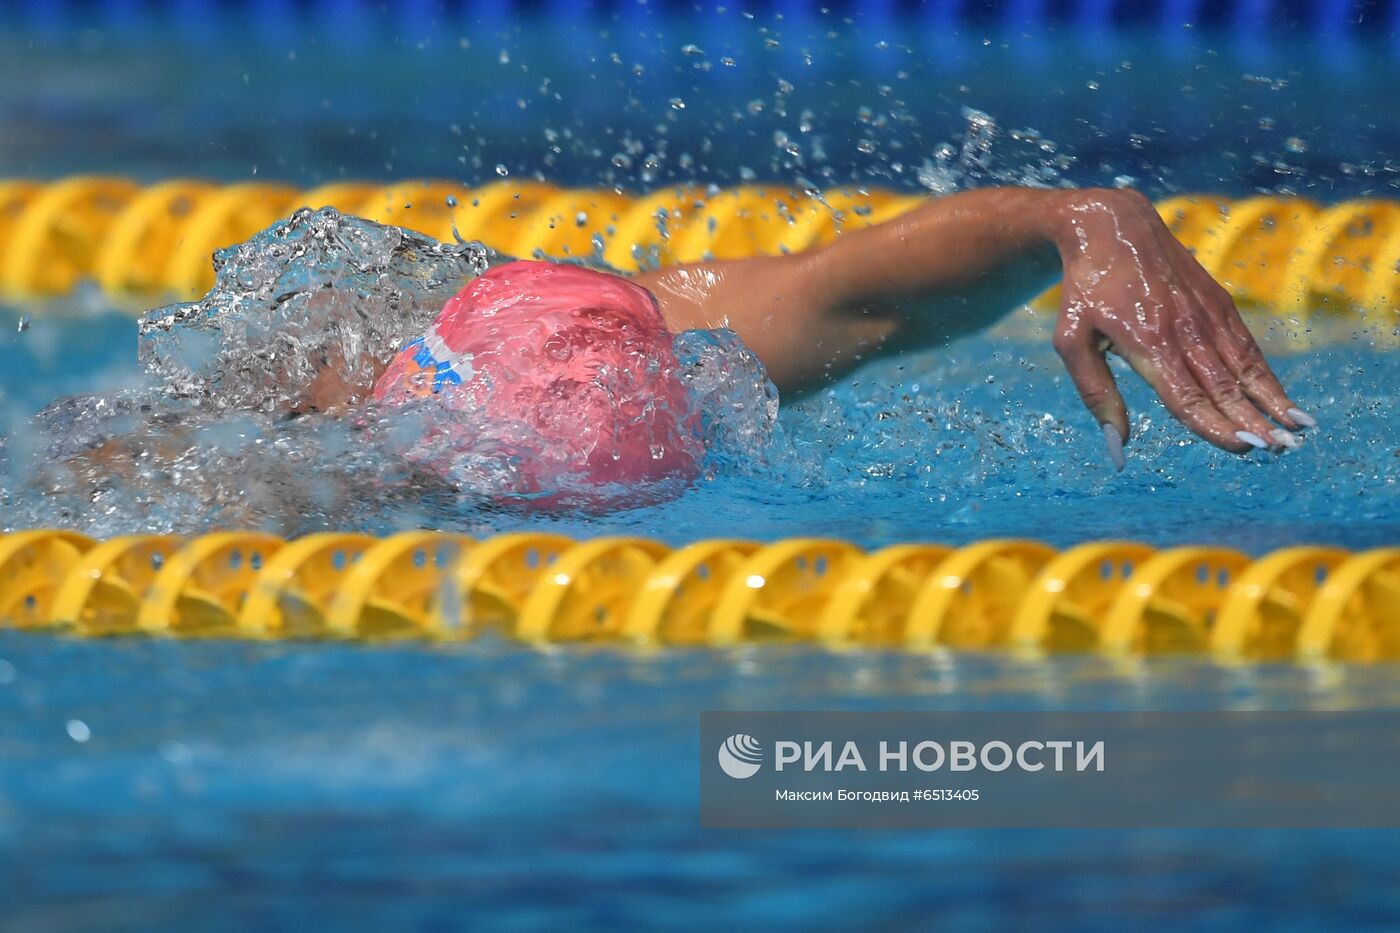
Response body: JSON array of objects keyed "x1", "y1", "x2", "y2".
[
  {"x1": 305, "y1": 187, "x2": 1309, "y2": 468},
  {"x1": 637, "y1": 187, "x2": 1312, "y2": 468}
]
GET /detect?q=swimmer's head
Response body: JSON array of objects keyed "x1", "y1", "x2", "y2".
[
  {"x1": 299, "y1": 344, "x2": 382, "y2": 416},
  {"x1": 373, "y1": 260, "x2": 701, "y2": 493}
]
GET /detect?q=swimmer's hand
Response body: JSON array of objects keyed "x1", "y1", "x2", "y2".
[
  {"x1": 642, "y1": 186, "x2": 1312, "y2": 470},
  {"x1": 1048, "y1": 189, "x2": 1312, "y2": 468}
]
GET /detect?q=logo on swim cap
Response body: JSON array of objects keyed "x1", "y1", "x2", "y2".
[
  {"x1": 718, "y1": 733, "x2": 763, "y2": 779},
  {"x1": 405, "y1": 335, "x2": 468, "y2": 393}
]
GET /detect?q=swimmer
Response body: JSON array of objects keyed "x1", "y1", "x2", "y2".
[{"x1": 318, "y1": 186, "x2": 1311, "y2": 478}]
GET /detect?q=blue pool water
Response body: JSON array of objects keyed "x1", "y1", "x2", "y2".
[
  {"x1": 3, "y1": 636, "x2": 1400, "y2": 930},
  {"x1": 4, "y1": 8, "x2": 1400, "y2": 930}
]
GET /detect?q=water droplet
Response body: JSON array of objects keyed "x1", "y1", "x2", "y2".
[
  {"x1": 670, "y1": 97, "x2": 686, "y2": 110},
  {"x1": 66, "y1": 719, "x2": 91, "y2": 743},
  {"x1": 495, "y1": 164, "x2": 509, "y2": 176}
]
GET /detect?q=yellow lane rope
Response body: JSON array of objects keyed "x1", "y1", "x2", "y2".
[
  {"x1": 1, "y1": 178, "x2": 1397, "y2": 329},
  {"x1": 0, "y1": 530, "x2": 1395, "y2": 663}
]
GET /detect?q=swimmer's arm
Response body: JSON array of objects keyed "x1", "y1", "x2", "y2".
[
  {"x1": 638, "y1": 186, "x2": 1311, "y2": 459},
  {"x1": 637, "y1": 187, "x2": 1061, "y2": 391}
]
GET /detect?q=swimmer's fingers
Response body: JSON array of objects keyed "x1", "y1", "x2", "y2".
[
  {"x1": 1116, "y1": 338, "x2": 1255, "y2": 454},
  {"x1": 1051, "y1": 322, "x2": 1130, "y2": 468},
  {"x1": 1216, "y1": 320, "x2": 1305, "y2": 429},
  {"x1": 1162, "y1": 231, "x2": 1312, "y2": 430},
  {"x1": 1168, "y1": 298, "x2": 1288, "y2": 448}
]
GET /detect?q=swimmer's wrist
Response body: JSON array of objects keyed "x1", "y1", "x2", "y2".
[
  {"x1": 1033, "y1": 188, "x2": 1089, "y2": 255},
  {"x1": 1037, "y1": 187, "x2": 1159, "y2": 259}
]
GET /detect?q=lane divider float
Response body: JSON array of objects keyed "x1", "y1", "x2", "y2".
[{"x1": 0, "y1": 529, "x2": 1395, "y2": 663}]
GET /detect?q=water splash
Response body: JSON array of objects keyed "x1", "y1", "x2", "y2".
[
  {"x1": 138, "y1": 207, "x2": 495, "y2": 414},
  {"x1": 917, "y1": 108, "x2": 1076, "y2": 194},
  {"x1": 8, "y1": 210, "x2": 780, "y2": 533}
]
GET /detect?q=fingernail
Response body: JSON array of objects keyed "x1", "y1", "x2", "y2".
[
  {"x1": 1101, "y1": 423, "x2": 1125, "y2": 472},
  {"x1": 1235, "y1": 431, "x2": 1270, "y2": 450},
  {"x1": 1287, "y1": 407, "x2": 1318, "y2": 429},
  {"x1": 1270, "y1": 428, "x2": 1302, "y2": 450}
]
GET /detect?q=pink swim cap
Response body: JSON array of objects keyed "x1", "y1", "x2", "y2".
[{"x1": 373, "y1": 260, "x2": 700, "y2": 493}]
